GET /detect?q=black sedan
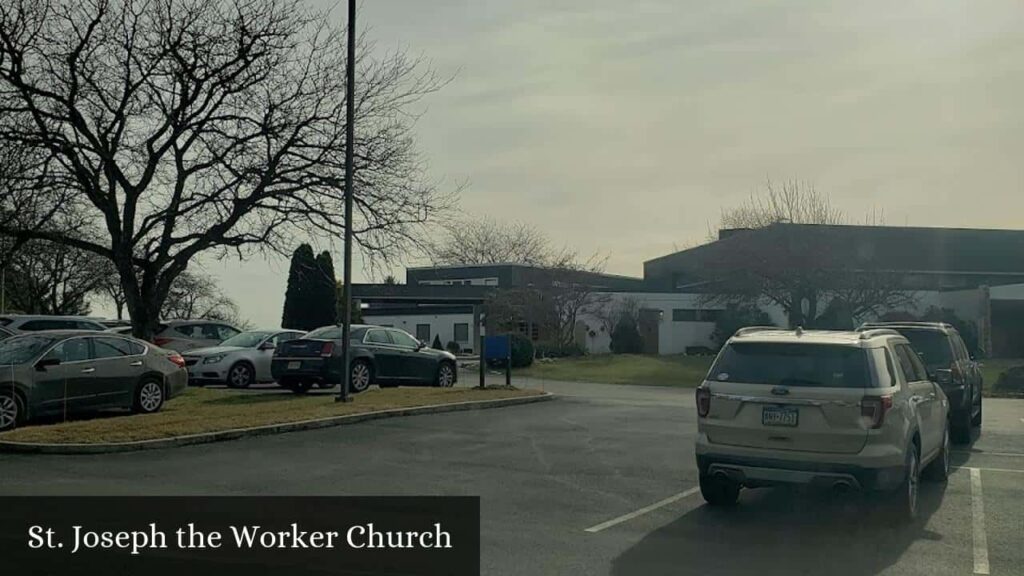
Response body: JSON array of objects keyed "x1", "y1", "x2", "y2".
[
  {"x1": 271, "y1": 325, "x2": 458, "y2": 394},
  {"x1": 0, "y1": 331, "x2": 188, "y2": 431}
]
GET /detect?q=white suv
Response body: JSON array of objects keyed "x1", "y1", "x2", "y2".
[{"x1": 695, "y1": 328, "x2": 950, "y2": 520}]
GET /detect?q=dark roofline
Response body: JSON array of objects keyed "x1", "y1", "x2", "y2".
[{"x1": 645, "y1": 222, "x2": 1024, "y2": 267}]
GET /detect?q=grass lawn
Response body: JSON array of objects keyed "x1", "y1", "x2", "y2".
[
  {"x1": 981, "y1": 358, "x2": 1024, "y2": 396},
  {"x1": 0, "y1": 386, "x2": 542, "y2": 444},
  {"x1": 518, "y1": 354, "x2": 713, "y2": 387}
]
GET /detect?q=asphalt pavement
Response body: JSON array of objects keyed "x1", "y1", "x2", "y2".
[{"x1": 1, "y1": 378, "x2": 1021, "y2": 576}]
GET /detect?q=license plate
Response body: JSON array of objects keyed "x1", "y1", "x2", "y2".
[
  {"x1": 762, "y1": 406, "x2": 799, "y2": 427},
  {"x1": 288, "y1": 361, "x2": 301, "y2": 370}
]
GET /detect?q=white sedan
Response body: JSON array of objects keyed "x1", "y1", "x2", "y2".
[{"x1": 182, "y1": 329, "x2": 306, "y2": 387}]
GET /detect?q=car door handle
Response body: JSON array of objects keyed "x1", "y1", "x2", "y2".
[
  {"x1": 129, "y1": 360, "x2": 143, "y2": 367},
  {"x1": 81, "y1": 367, "x2": 96, "y2": 374}
]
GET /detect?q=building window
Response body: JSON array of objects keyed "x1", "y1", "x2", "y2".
[
  {"x1": 415, "y1": 324, "x2": 431, "y2": 341},
  {"x1": 672, "y1": 309, "x2": 722, "y2": 322},
  {"x1": 454, "y1": 323, "x2": 469, "y2": 342}
]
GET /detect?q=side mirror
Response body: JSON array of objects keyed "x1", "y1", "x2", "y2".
[
  {"x1": 35, "y1": 357, "x2": 61, "y2": 371},
  {"x1": 416, "y1": 340, "x2": 427, "y2": 350},
  {"x1": 259, "y1": 341, "x2": 277, "y2": 351},
  {"x1": 933, "y1": 368, "x2": 953, "y2": 386}
]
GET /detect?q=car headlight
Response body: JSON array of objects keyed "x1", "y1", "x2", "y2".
[{"x1": 202, "y1": 354, "x2": 227, "y2": 364}]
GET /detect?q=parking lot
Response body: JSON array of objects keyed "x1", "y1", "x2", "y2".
[{"x1": 1, "y1": 379, "x2": 1021, "y2": 576}]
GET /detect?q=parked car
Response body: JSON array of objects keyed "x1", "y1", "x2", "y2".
[
  {"x1": 182, "y1": 329, "x2": 306, "y2": 388},
  {"x1": 0, "y1": 326, "x2": 13, "y2": 340},
  {"x1": 859, "y1": 321, "x2": 982, "y2": 444},
  {"x1": 695, "y1": 327, "x2": 950, "y2": 521},
  {"x1": 271, "y1": 325, "x2": 458, "y2": 394},
  {"x1": 106, "y1": 326, "x2": 133, "y2": 335},
  {"x1": 0, "y1": 331, "x2": 188, "y2": 431},
  {"x1": 96, "y1": 318, "x2": 132, "y2": 329},
  {"x1": 0, "y1": 315, "x2": 108, "y2": 333},
  {"x1": 149, "y1": 320, "x2": 241, "y2": 352}
]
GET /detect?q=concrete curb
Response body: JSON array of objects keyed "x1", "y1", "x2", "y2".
[{"x1": 0, "y1": 392, "x2": 554, "y2": 455}]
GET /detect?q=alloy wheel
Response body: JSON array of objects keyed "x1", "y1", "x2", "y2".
[
  {"x1": 438, "y1": 364, "x2": 455, "y2": 387},
  {"x1": 0, "y1": 395, "x2": 18, "y2": 430},
  {"x1": 942, "y1": 428, "x2": 951, "y2": 477},
  {"x1": 907, "y1": 450, "x2": 919, "y2": 518},
  {"x1": 230, "y1": 365, "x2": 252, "y2": 388},
  {"x1": 351, "y1": 362, "x2": 371, "y2": 392},
  {"x1": 140, "y1": 382, "x2": 163, "y2": 412}
]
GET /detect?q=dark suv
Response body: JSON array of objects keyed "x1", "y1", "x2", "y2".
[{"x1": 859, "y1": 322, "x2": 982, "y2": 443}]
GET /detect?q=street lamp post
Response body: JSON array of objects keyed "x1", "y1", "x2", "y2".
[{"x1": 337, "y1": 0, "x2": 356, "y2": 403}]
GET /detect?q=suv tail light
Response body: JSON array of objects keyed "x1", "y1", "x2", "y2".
[
  {"x1": 861, "y1": 395, "x2": 893, "y2": 429},
  {"x1": 168, "y1": 353, "x2": 186, "y2": 368},
  {"x1": 696, "y1": 387, "x2": 711, "y2": 418},
  {"x1": 320, "y1": 341, "x2": 335, "y2": 357},
  {"x1": 153, "y1": 337, "x2": 172, "y2": 347}
]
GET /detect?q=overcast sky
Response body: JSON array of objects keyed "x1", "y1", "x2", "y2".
[{"x1": 152, "y1": 0, "x2": 1023, "y2": 329}]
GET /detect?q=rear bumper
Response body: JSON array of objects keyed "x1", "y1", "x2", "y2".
[
  {"x1": 271, "y1": 358, "x2": 341, "y2": 384},
  {"x1": 696, "y1": 453, "x2": 905, "y2": 491},
  {"x1": 166, "y1": 370, "x2": 188, "y2": 399},
  {"x1": 695, "y1": 433, "x2": 907, "y2": 491}
]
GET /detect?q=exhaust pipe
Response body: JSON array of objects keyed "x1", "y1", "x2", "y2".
[{"x1": 832, "y1": 480, "x2": 852, "y2": 493}]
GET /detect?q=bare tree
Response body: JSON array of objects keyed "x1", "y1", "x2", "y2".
[
  {"x1": 1, "y1": 240, "x2": 108, "y2": 314},
  {"x1": 701, "y1": 181, "x2": 912, "y2": 326},
  {"x1": 430, "y1": 217, "x2": 566, "y2": 267},
  {"x1": 593, "y1": 295, "x2": 642, "y2": 336},
  {"x1": 717, "y1": 179, "x2": 844, "y2": 232},
  {"x1": 0, "y1": 0, "x2": 452, "y2": 338},
  {"x1": 485, "y1": 253, "x2": 611, "y2": 348},
  {"x1": 160, "y1": 271, "x2": 242, "y2": 325}
]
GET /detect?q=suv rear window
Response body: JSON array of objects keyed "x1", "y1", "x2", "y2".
[
  {"x1": 896, "y1": 329, "x2": 952, "y2": 370},
  {"x1": 710, "y1": 343, "x2": 872, "y2": 388}
]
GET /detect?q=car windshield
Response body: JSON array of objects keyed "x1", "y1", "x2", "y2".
[
  {"x1": 220, "y1": 331, "x2": 273, "y2": 348},
  {"x1": 0, "y1": 335, "x2": 60, "y2": 365},
  {"x1": 710, "y1": 343, "x2": 872, "y2": 388},
  {"x1": 897, "y1": 330, "x2": 953, "y2": 370}
]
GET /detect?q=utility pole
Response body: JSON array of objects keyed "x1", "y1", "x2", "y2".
[{"x1": 337, "y1": 0, "x2": 356, "y2": 403}]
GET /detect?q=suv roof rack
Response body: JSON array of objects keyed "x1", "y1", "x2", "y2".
[
  {"x1": 859, "y1": 321, "x2": 954, "y2": 330},
  {"x1": 733, "y1": 326, "x2": 779, "y2": 337},
  {"x1": 858, "y1": 328, "x2": 903, "y2": 340}
]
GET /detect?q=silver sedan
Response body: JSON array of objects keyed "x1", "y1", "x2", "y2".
[{"x1": 182, "y1": 329, "x2": 305, "y2": 388}]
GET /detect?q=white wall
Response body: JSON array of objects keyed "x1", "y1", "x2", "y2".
[
  {"x1": 577, "y1": 292, "x2": 731, "y2": 356},
  {"x1": 359, "y1": 312, "x2": 476, "y2": 351},
  {"x1": 990, "y1": 283, "x2": 1024, "y2": 301}
]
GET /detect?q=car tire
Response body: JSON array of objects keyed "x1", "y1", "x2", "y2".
[
  {"x1": 972, "y1": 396, "x2": 983, "y2": 427},
  {"x1": 350, "y1": 360, "x2": 372, "y2": 393},
  {"x1": 923, "y1": 425, "x2": 950, "y2": 483},
  {"x1": 226, "y1": 362, "x2": 254, "y2": 389},
  {"x1": 891, "y1": 443, "x2": 920, "y2": 522},
  {"x1": 0, "y1": 391, "x2": 25, "y2": 432},
  {"x1": 133, "y1": 379, "x2": 165, "y2": 414},
  {"x1": 435, "y1": 362, "x2": 456, "y2": 388},
  {"x1": 290, "y1": 381, "x2": 314, "y2": 395},
  {"x1": 699, "y1": 474, "x2": 740, "y2": 506}
]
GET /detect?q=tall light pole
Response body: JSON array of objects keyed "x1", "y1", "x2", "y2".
[{"x1": 337, "y1": 0, "x2": 356, "y2": 403}]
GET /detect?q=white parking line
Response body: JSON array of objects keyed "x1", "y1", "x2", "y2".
[
  {"x1": 954, "y1": 450, "x2": 1024, "y2": 458},
  {"x1": 956, "y1": 466, "x2": 1024, "y2": 474},
  {"x1": 969, "y1": 468, "x2": 990, "y2": 575},
  {"x1": 584, "y1": 487, "x2": 701, "y2": 533}
]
